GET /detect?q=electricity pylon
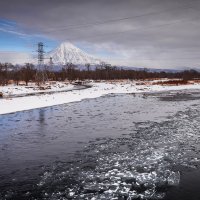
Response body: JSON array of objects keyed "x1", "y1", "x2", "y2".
[{"x1": 35, "y1": 42, "x2": 48, "y2": 85}]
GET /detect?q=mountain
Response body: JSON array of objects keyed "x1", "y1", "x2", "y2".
[
  {"x1": 118, "y1": 66, "x2": 185, "y2": 73},
  {"x1": 46, "y1": 42, "x2": 102, "y2": 66}
]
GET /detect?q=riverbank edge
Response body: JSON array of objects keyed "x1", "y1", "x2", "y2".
[{"x1": 0, "y1": 81, "x2": 200, "y2": 115}]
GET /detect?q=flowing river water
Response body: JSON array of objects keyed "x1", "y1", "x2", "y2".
[{"x1": 0, "y1": 90, "x2": 200, "y2": 199}]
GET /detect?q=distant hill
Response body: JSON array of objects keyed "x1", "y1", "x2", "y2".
[{"x1": 111, "y1": 65, "x2": 185, "y2": 73}]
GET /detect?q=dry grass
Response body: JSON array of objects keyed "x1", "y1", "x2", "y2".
[{"x1": 152, "y1": 79, "x2": 189, "y2": 86}]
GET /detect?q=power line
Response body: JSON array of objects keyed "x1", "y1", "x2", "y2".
[
  {"x1": 63, "y1": 15, "x2": 200, "y2": 41},
  {"x1": 42, "y1": 0, "x2": 200, "y2": 33},
  {"x1": 39, "y1": 2, "x2": 200, "y2": 43},
  {"x1": 12, "y1": 0, "x2": 200, "y2": 58}
]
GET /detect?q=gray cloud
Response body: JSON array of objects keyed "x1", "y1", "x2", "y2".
[{"x1": 1, "y1": 0, "x2": 200, "y2": 68}]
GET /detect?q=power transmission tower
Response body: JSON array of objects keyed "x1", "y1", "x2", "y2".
[
  {"x1": 35, "y1": 42, "x2": 48, "y2": 85},
  {"x1": 49, "y1": 57, "x2": 53, "y2": 66},
  {"x1": 49, "y1": 57, "x2": 53, "y2": 71},
  {"x1": 38, "y1": 42, "x2": 44, "y2": 66}
]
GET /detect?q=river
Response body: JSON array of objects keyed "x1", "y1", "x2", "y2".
[{"x1": 0, "y1": 90, "x2": 200, "y2": 199}]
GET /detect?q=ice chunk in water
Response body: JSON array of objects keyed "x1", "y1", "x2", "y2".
[{"x1": 167, "y1": 171, "x2": 180, "y2": 186}]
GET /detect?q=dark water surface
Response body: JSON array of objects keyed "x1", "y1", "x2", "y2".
[{"x1": 0, "y1": 91, "x2": 200, "y2": 199}]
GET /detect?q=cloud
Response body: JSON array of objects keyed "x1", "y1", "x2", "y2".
[
  {"x1": 0, "y1": 27, "x2": 27, "y2": 36},
  {"x1": 0, "y1": 51, "x2": 33, "y2": 64},
  {"x1": 1, "y1": 0, "x2": 200, "y2": 68}
]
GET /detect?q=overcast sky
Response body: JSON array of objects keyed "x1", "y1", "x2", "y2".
[{"x1": 1, "y1": 0, "x2": 200, "y2": 69}]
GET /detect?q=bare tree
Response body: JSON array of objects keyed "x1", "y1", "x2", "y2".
[{"x1": 21, "y1": 63, "x2": 35, "y2": 86}]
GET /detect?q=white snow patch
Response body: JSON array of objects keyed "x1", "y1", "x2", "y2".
[{"x1": 0, "y1": 80, "x2": 200, "y2": 115}]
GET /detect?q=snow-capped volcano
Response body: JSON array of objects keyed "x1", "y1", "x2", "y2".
[{"x1": 46, "y1": 42, "x2": 102, "y2": 65}]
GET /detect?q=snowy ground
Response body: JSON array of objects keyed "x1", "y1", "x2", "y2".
[
  {"x1": 0, "y1": 80, "x2": 200, "y2": 115},
  {"x1": 0, "y1": 82, "x2": 74, "y2": 96}
]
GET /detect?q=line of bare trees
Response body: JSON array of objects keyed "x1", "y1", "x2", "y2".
[{"x1": 0, "y1": 62, "x2": 200, "y2": 86}]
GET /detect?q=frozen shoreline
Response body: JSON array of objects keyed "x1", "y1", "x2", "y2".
[{"x1": 0, "y1": 80, "x2": 200, "y2": 115}]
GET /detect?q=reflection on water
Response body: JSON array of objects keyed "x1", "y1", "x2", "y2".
[
  {"x1": 0, "y1": 91, "x2": 200, "y2": 199},
  {"x1": 39, "y1": 109, "x2": 45, "y2": 125}
]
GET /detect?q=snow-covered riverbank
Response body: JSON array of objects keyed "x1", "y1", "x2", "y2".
[{"x1": 0, "y1": 80, "x2": 200, "y2": 115}]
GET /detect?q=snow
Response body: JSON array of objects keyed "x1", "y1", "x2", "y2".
[
  {"x1": 0, "y1": 82, "x2": 74, "y2": 96},
  {"x1": 0, "y1": 80, "x2": 200, "y2": 115},
  {"x1": 47, "y1": 42, "x2": 102, "y2": 65}
]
